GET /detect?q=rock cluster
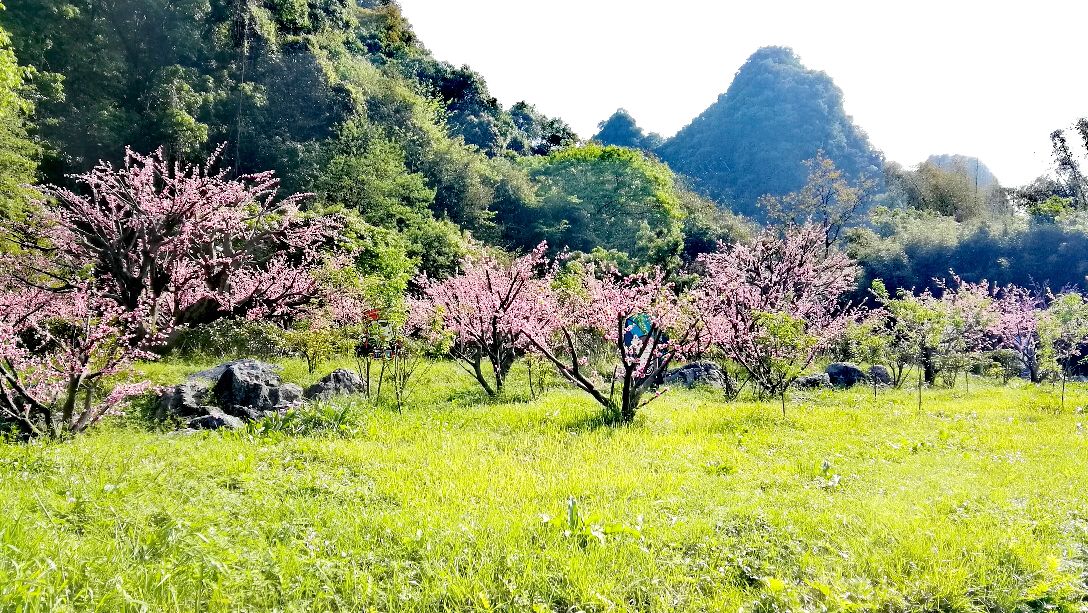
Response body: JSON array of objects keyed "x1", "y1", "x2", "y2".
[
  {"x1": 664, "y1": 362, "x2": 727, "y2": 388},
  {"x1": 825, "y1": 362, "x2": 868, "y2": 388},
  {"x1": 794, "y1": 363, "x2": 894, "y2": 390},
  {"x1": 304, "y1": 369, "x2": 366, "y2": 400},
  {"x1": 157, "y1": 360, "x2": 362, "y2": 430}
]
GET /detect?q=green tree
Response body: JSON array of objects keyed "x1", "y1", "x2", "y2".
[
  {"x1": 592, "y1": 108, "x2": 660, "y2": 151},
  {"x1": 0, "y1": 11, "x2": 39, "y2": 221},
  {"x1": 886, "y1": 160, "x2": 987, "y2": 221},
  {"x1": 317, "y1": 119, "x2": 465, "y2": 281},
  {"x1": 760, "y1": 153, "x2": 875, "y2": 251},
  {"x1": 1039, "y1": 292, "x2": 1088, "y2": 408},
  {"x1": 526, "y1": 144, "x2": 685, "y2": 269},
  {"x1": 508, "y1": 101, "x2": 577, "y2": 156}
]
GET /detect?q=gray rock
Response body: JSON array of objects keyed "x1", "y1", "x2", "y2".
[
  {"x1": 156, "y1": 360, "x2": 303, "y2": 430},
  {"x1": 305, "y1": 369, "x2": 365, "y2": 400},
  {"x1": 213, "y1": 360, "x2": 301, "y2": 415},
  {"x1": 795, "y1": 373, "x2": 831, "y2": 389},
  {"x1": 188, "y1": 410, "x2": 245, "y2": 430},
  {"x1": 156, "y1": 378, "x2": 216, "y2": 420},
  {"x1": 868, "y1": 365, "x2": 893, "y2": 386},
  {"x1": 665, "y1": 362, "x2": 726, "y2": 388},
  {"x1": 826, "y1": 362, "x2": 868, "y2": 388}
]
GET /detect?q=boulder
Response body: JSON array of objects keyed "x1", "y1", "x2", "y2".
[
  {"x1": 213, "y1": 360, "x2": 302, "y2": 417},
  {"x1": 188, "y1": 409, "x2": 245, "y2": 431},
  {"x1": 868, "y1": 365, "x2": 893, "y2": 386},
  {"x1": 826, "y1": 362, "x2": 868, "y2": 388},
  {"x1": 305, "y1": 369, "x2": 366, "y2": 400},
  {"x1": 665, "y1": 362, "x2": 726, "y2": 388},
  {"x1": 157, "y1": 360, "x2": 303, "y2": 430},
  {"x1": 155, "y1": 378, "x2": 216, "y2": 420},
  {"x1": 795, "y1": 372, "x2": 831, "y2": 389}
]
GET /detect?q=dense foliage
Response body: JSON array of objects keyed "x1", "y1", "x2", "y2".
[
  {"x1": 520, "y1": 144, "x2": 685, "y2": 268},
  {"x1": 591, "y1": 108, "x2": 662, "y2": 151},
  {"x1": 0, "y1": 12, "x2": 38, "y2": 221},
  {"x1": 0, "y1": 0, "x2": 578, "y2": 273}
]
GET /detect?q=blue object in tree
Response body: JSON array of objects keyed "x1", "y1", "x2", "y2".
[{"x1": 624, "y1": 314, "x2": 653, "y2": 347}]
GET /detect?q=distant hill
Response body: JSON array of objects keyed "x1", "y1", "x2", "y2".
[
  {"x1": 657, "y1": 46, "x2": 883, "y2": 217},
  {"x1": 592, "y1": 109, "x2": 663, "y2": 151},
  {"x1": 925, "y1": 154, "x2": 1000, "y2": 190}
]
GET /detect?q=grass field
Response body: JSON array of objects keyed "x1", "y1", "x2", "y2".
[{"x1": 1, "y1": 359, "x2": 1087, "y2": 611}]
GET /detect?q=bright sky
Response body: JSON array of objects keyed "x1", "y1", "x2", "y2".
[{"x1": 397, "y1": 0, "x2": 1088, "y2": 186}]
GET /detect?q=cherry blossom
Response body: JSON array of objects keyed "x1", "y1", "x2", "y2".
[
  {"x1": 990, "y1": 284, "x2": 1044, "y2": 382},
  {"x1": 414, "y1": 243, "x2": 552, "y2": 396},
  {"x1": 0, "y1": 279, "x2": 162, "y2": 437},
  {"x1": 20, "y1": 145, "x2": 338, "y2": 333},
  {"x1": 694, "y1": 224, "x2": 861, "y2": 401},
  {"x1": 520, "y1": 264, "x2": 703, "y2": 423}
]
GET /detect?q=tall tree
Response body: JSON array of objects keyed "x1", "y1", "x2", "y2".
[
  {"x1": 525, "y1": 144, "x2": 685, "y2": 269},
  {"x1": 0, "y1": 12, "x2": 38, "y2": 221},
  {"x1": 759, "y1": 153, "x2": 875, "y2": 251}
]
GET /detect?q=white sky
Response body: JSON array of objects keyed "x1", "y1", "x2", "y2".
[{"x1": 397, "y1": 0, "x2": 1088, "y2": 186}]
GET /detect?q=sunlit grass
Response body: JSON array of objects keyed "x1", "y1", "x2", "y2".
[{"x1": 1, "y1": 360, "x2": 1086, "y2": 611}]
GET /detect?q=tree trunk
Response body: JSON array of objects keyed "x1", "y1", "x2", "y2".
[
  {"x1": 619, "y1": 369, "x2": 637, "y2": 423},
  {"x1": 492, "y1": 350, "x2": 515, "y2": 394},
  {"x1": 921, "y1": 345, "x2": 937, "y2": 385},
  {"x1": 471, "y1": 359, "x2": 496, "y2": 397},
  {"x1": 61, "y1": 375, "x2": 82, "y2": 432},
  {"x1": 917, "y1": 362, "x2": 923, "y2": 414}
]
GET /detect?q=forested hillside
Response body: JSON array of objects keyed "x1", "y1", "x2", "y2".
[
  {"x1": 6, "y1": 2, "x2": 1088, "y2": 296},
  {"x1": 3, "y1": 0, "x2": 753, "y2": 284}
]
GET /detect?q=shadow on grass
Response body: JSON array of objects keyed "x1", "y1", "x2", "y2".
[
  {"x1": 674, "y1": 406, "x2": 792, "y2": 436},
  {"x1": 442, "y1": 385, "x2": 536, "y2": 408}
]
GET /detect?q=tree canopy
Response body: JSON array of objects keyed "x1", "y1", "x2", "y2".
[
  {"x1": 0, "y1": 13, "x2": 38, "y2": 221},
  {"x1": 592, "y1": 108, "x2": 662, "y2": 151},
  {"x1": 521, "y1": 144, "x2": 685, "y2": 268}
]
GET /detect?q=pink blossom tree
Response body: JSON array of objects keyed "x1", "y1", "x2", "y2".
[
  {"x1": 990, "y1": 284, "x2": 1045, "y2": 383},
  {"x1": 934, "y1": 275, "x2": 998, "y2": 389},
  {"x1": 11, "y1": 146, "x2": 338, "y2": 336},
  {"x1": 520, "y1": 265, "x2": 703, "y2": 423},
  {"x1": 414, "y1": 244, "x2": 552, "y2": 396},
  {"x1": 0, "y1": 279, "x2": 158, "y2": 438},
  {"x1": 695, "y1": 225, "x2": 861, "y2": 413},
  {"x1": 875, "y1": 274, "x2": 997, "y2": 390}
]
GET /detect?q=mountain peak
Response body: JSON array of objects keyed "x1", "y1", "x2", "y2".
[{"x1": 657, "y1": 46, "x2": 882, "y2": 217}]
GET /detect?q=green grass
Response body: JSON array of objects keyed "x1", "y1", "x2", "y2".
[{"x1": 1, "y1": 360, "x2": 1087, "y2": 611}]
